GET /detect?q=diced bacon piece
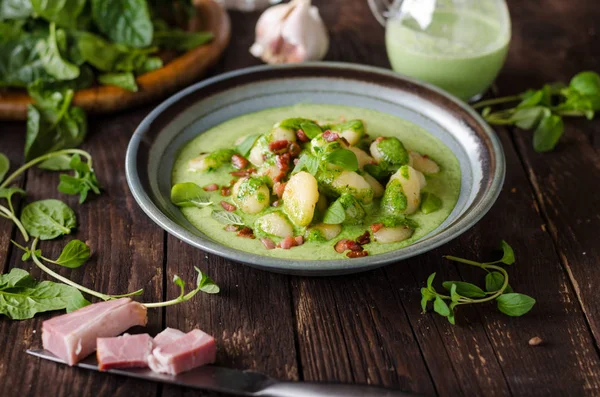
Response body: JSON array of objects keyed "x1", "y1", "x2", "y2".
[
  {"x1": 294, "y1": 236, "x2": 304, "y2": 246},
  {"x1": 42, "y1": 298, "x2": 147, "y2": 366},
  {"x1": 322, "y1": 130, "x2": 339, "y2": 142},
  {"x1": 279, "y1": 236, "x2": 296, "y2": 249},
  {"x1": 356, "y1": 231, "x2": 371, "y2": 245},
  {"x1": 334, "y1": 239, "x2": 351, "y2": 253},
  {"x1": 347, "y1": 250, "x2": 369, "y2": 258},
  {"x1": 230, "y1": 168, "x2": 256, "y2": 177},
  {"x1": 272, "y1": 171, "x2": 286, "y2": 183},
  {"x1": 231, "y1": 154, "x2": 249, "y2": 169},
  {"x1": 261, "y1": 238, "x2": 276, "y2": 250},
  {"x1": 296, "y1": 129, "x2": 309, "y2": 142},
  {"x1": 220, "y1": 201, "x2": 236, "y2": 212},
  {"x1": 370, "y1": 223, "x2": 383, "y2": 233},
  {"x1": 288, "y1": 142, "x2": 301, "y2": 157},
  {"x1": 154, "y1": 328, "x2": 186, "y2": 347},
  {"x1": 221, "y1": 187, "x2": 231, "y2": 196},
  {"x1": 203, "y1": 184, "x2": 218, "y2": 192},
  {"x1": 97, "y1": 333, "x2": 154, "y2": 371},
  {"x1": 347, "y1": 240, "x2": 364, "y2": 252},
  {"x1": 224, "y1": 224, "x2": 241, "y2": 232},
  {"x1": 273, "y1": 182, "x2": 286, "y2": 198},
  {"x1": 275, "y1": 153, "x2": 291, "y2": 173},
  {"x1": 147, "y1": 329, "x2": 217, "y2": 375},
  {"x1": 268, "y1": 140, "x2": 290, "y2": 153},
  {"x1": 237, "y1": 226, "x2": 255, "y2": 239}
]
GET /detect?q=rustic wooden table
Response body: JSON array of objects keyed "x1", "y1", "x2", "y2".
[{"x1": 1, "y1": 1, "x2": 599, "y2": 396}]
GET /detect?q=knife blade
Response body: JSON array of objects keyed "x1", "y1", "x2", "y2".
[{"x1": 27, "y1": 349, "x2": 423, "y2": 397}]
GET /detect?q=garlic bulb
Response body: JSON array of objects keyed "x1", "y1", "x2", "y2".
[{"x1": 250, "y1": 0, "x2": 329, "y2": 64}]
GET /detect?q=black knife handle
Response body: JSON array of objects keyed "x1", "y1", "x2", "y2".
[{"x1": 255, "y1": 382, "x2": 423, "y2": 397}]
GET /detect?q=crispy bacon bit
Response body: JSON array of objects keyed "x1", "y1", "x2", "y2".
[
  {"x1": 288, "y1": 142, "x2": 301, "y2": 157},
  {"x1": 224, "y1": 225, "x2": 241, "y2": 232},
  {"x1": 230, "y1": 168, "x2": 256, "y2": 177},
  {"x1": 356, "y1": 231, "x2": 371, "y2": 245},
  {"x1": 347, "y1": 240, "x2": 364, "y2": 252},
  {"x1": 294, "y1": 236, "x2": 304, "y2": 246},
  {"x1": 279, "y1": 236, "x2": 296, "y2": 250},
  {"x1": 275, "y1": 153, "x2": 291, "y2": 173},
  {"x1": 273, "y1": 182, "x2": 286, "y2": 198},
  {"x1": 370, "y1": 223, "x2": 384, "y2": 233},
  {"x1": 322, "y1": 130, "x2": 339, "y2": 142},
  {"x1": 221, "y1": 187, "x2": 231, "y2": 196},
  {"x1": 334, "y1": 239, "x2": 351, "y2": 253},
  {"x1": 237, "y1": 226, "x2": 255, "y2": 239},
  {"x1": 231, "y1": 154, "x2": 249, "y2": 169},
  {"x1": 229, "y1": 179, "x2": 238, "y2": 187},
  {"x1": 271, "y1": 200, "x2": 281, "y2": 207},
  {"x1": 261, "y1": 238, "x2": 276, "y2": 250},
  {"x1": 273, "y1": 172, "x2": 286, "y2": 183},
  {"x1": 296, "y1": 129, "x2": 309, "y2": 142},
  {"x1": 220, "y1": 201, "x2": 236, "y2": 212},
  {"x1": 269, "y1": 140, "x2": 290, "y2": 153},
  {"x1": 375, "y1": 136, "x2": 386, "y2": 143},
  {"x1": 347, "y1": 250, "x2": 369, "y2": 258},
  {"x1": 203, "y1": 183, "x2": 218, "y2": 192}
]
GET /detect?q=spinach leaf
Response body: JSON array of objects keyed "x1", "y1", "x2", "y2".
[
  {"x1": 0, "y1": 0, "x2": 33, "y2": 20},
  {"x1": 533, "y1": 113, "x2": 564, "y2": 152},
  {"x1": 38, "y1": 154, "x2": 72, "y2": 170},
  {"x1": 137, "y1": 56, "x2": 162, "y2": 74},
  {"x1": 35, "y1": 23, "x2": 80, "y2": 80},
  {"x1": 20, "y1": 199, "x2": 76, "y2": 240},
  {"x1": 30, "y1": 0, "x2": 86, "y2": 28},
  {"x1": 97, "y1": 72, "x2": 138, "y2": 92},
  {"x1": 77, "y1": 31, "x2": 156, "y2": 72},
  {"x1": 57, "y1": 154, "x2": 100, "y2": 203},
  {"x1": 0, "y1": 268, "x2": 89, "y2": 320},
  {"x1": 0, "y1": 35, "x2": 51, "y2": 87},
  {"x1": 0, "y1": 152, "x2": 8, "y2": 183},
  {"x1": 171, "y1": 182, "x2": 213, "y2": 208},
  {"x1": 51, "y1": 239, "x2": 90, "y2": 268},
  {"x1": 0, "y1": 19, "x2": 25, "y2": 42},
  {"x1": 91, "y1": 0, "x2": 153, "y2": 48},
  {"x1": 153, "y1": 30, "x2": 213, "y2": 51},
  {"x1": 0, "y1": 186, "x2": 25, "y2": 201}
]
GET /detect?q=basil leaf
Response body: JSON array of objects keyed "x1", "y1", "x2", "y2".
[
  {"x1": 236, "y1": 134, "x2": 260, "y2": 157},
  {"x1": 196, "y1": 266, "x2": 219, "y2": 294},
  {"x1": 420, "y1": 287, "x2": 435, "y2": 312},
  {"x1": 153, "y1": 30, "x2": 213, "y2": 51},
  {"x1": 52, "y1": 239, "x2": 90, "y2": 268},
  {"x1": 426, "y1": 272, "x2": 436, "y2": 291},
  {"x1": 57, "y1": 154, "x2": 100, "y2": 203},
  {"x1": 0, "y1": 186, "x2": 25, "y2": 201},
  {"x1": 447, "y1": 302, "x2": 456, "y2": 324},
  {"x1": 299, "y1": 122, "x2": 322, "y2": 139},
  {"x1": 570, "y1": 71, "x2": 600, "y2": 97},
  {"x1": 98, "y1": 72, "x2": 138, "y2": 92},
  {"x1": 533, "y1": 114, "x2": 564, "y2": 152},
  {"x1": 293, "y1": 153, "x2": 319, "y2": 175},
  {"x1": 0, "y1": 152, "x2": 8, "y2": 183},
  {"x1": 21, "y1": 199, "x2": 76, "y2": 240},
  {"x1": 38, "y1": 154, "x2": 73, "y2": 170},
  {"x1": 517, "y1": 89, "x2": 544, "y2": 108},
  {"x1": 496, "y1": 293, "x2": 536, "y2": 316},
  {"x1": 91, "y1": 0, "x2": 153, "y2": 48},
  {"x1": 325, "y1": 149, "x2": 358, "y2": 171},
  {"x1": 171, "y1": 182, "x2": 213, "y2": 208},
  {"x1": 173, "y1": 274, "x2": 185, "y2": 298},
  {"x1": 322, "y1": 199, "x2": 346, "y2": 224},
  {"x1": 442, "y1": 281, "x2": 486, "y2": 298},
  {"x1": 0, "y1": 268, "x2": 89, "y2": 319},
  {"x1": 211, "y1": 209, "x2": 243, "y2": 226},
  {"x1": 484, "y1": 271, "x2": 514, "y2": 294},
  {"x1": 511, "y1": 106, "x2": 548, "y2": 130},
  {"x1": 499, "y1": 240, "x2": 515, "y2": 265},
  {"x1": 31, "y1": 0, "x2": 86, "y2": 28},
  {"x1": 420, "y1": 192, "x2": 442, "y2": 214},
  {"x1": 433, "y1": 296, "x2": 450, "y2": 317},
  {"x1": 36, "y1": 24, "x2": 80, "y2": 80},
  {"x1": 278, "y1": 118, "x2": 314, "y2": 131}
]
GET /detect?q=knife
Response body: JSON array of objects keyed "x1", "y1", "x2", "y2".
[{"x1": 28, "y1": 349, "x2": 422, "y2": 397}]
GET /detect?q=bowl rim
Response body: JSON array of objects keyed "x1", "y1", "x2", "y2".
[{"x1": 125, "y1": 62, "x2": 505, "y2": 275}]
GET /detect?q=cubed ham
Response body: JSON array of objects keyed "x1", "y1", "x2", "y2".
[
  {"x1": 154, "y1": 328, "x2": 186, "y2": 347},
  {"x1": 147, "y1": 329, "x2": 216, "y2": 375},
  {"x1": 97, "y1": 333, "x2": 154, "y2": 371},
  {"x1": 42, "y1": 298, "x2": 147, "y2": 366}
]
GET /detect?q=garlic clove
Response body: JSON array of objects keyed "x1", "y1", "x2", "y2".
[{"x1": 250, "y1": 0, "x2": 329, "y2": 64}]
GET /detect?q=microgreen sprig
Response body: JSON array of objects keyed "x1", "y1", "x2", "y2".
[
  {"x1": 474, "y1": 71, "x2": 600, "y2": 152},
  {"x1": 422, "y1": 241, "x2": 536, "y2": 324}
]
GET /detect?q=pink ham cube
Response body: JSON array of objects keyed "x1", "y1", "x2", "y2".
[
  {"x1": 153, "y1": 327, "x2": 186, "y2": 347},
  {"x1": 42, "y1": 298, "x2": 147, "y2": 366},
  {"x1": 97, "y1": 333, "x2": 154, "y2": 371},
  {"x1": 148, "y1": 329, "x2": 216, "y2": 375}
]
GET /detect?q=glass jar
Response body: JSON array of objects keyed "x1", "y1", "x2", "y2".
[{"x1": 369, "y1": 0, "x2": 511, "y2": 101}]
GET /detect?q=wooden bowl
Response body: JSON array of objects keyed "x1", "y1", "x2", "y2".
[{"x1": 0, "y1": 0, "x2": 231, "y2": 120}]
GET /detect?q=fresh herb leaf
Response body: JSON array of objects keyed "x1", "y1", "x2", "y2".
[
  {"x1": 21, "y1": 199, "x2": 76, "y2": 240},
  {"x1": 77, "y1": 31, "x2": 157, "y2": 72},
  {"x1": 496, "y1": 293, "x2": 536, "y2": 316},
  {"x1": 485, "y1": 271, "x2": 514, "y2": 294},
  {"x1": 420, "y1": 287, "x2": 435, "y2": 312},
  {"x1": 98, "y1": 72, "x2": 138, "y2": 92},
  {"x1": 499, "y1": 240, "x2": 515, "y2": 265},
  {"x1": 420, "y1": 192, "x2": 442, "y2": 214},
  {"x1": 0, "y1": 0, "x2": 33, "y2": 20},
  {"x1": 533, "y1": 113, "x2": 564, "y2": 152},
  {"x1": 91, "y1": 0, "x2": 153, "y2": 48},
  {"x1": 570, "y1": 71, "x2": 600, "y2": 99},
  {"x1": 137, "y1": 56, "x2": 163, "y2": 74},
  {"x1": 30, "y1": 0, "x2": 86, "y2": 28},
  {"x1": 324, "y1": 149, "x2": 358, "y2": 171},
  {"x1": 299, "y1": 122, "x2": 322, "y2": 139},
  {"x1": 442, "y1": 281, "x2": 486, "y2": 298},
  {"x1": 433, "y1": 296, "x2": 450, "y2": 317},
  {"x1": 50, "y1": 239, "x2": 90, "y2": 268},
  {"x1": 426, "y1": 272, "x2": 436, "y2": 291},
  {"x1": 511, "y1": 106, "x2": 548, "y2": 130},
  {"x1": 0, "y1": 186, "x2": 25, "y2": 201},
  {"x1": 57, "y1": 154, "x2": 100, "y2": 203},
  {"x1": 171, "y1": 182, "x2": 213, "y2": 208},
  {"x1": 0, "y1": 268, "x2": 90, "y2": 320},
  {"x1": 38, "y1": 154, "x2": 73, "y2": 170},
  {"x1": 143, "y1": 266, "x2": 219, "y2": 308},
  {"x1": 0, "y1": 153, "x2": 8, "y2": 182},
  {"x1": 36, "y1": 23, "x2": 80, "y2": 80},
  {"x1": 236, "y1": 134, "x2": 260, "y2": 157},
  {"x1": 153, "y1": 30, "x2": 213, "y2": 51},
  {"x1": 322, "y1": 199, "x2": 346, "y2": 224},
  {"x1": 293, "y1": 153, "x2": 320, "y2": 176},
  {"x1": 211, "y1": 209, "x2": 243, "y2": 226},
  {"x1": 0, "y1": 34, "x2": 52, "y2": 87}
]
